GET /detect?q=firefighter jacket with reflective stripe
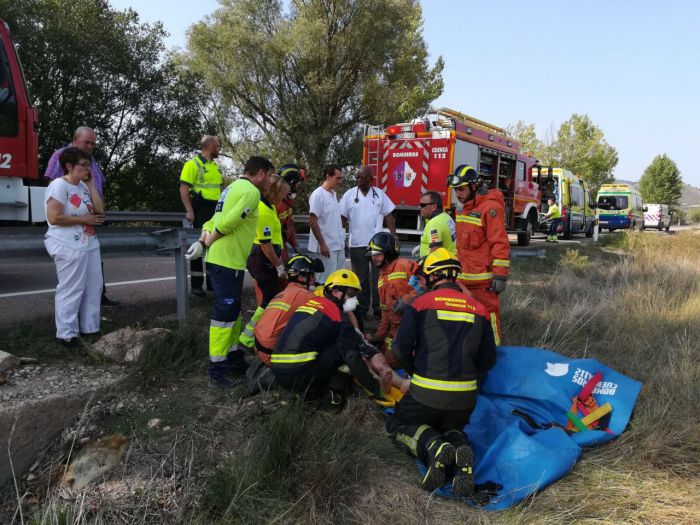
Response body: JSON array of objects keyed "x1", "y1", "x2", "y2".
[
  {"x1": 179, "y1": 154, "x2": 222, "y2": 201},
  {"x1": 203, "y1": 178, "x2": 260, "y2": 270},
  {"x1": 255, "y1": 283, "x2": 315, "y2": 353},
  {"x1": 456, "y1": 188, "x2": 510, "y2": 286},
  {"x1": 277, "y1": 198, "x2": 297, "y2": 248},
  {"x1": 272, "y1": 296, "x2": 356, "y2": 374},
  {"x1": 393, "y1": 283, "x2": 496, "y2": 410},
  {"x1": 375, "y1": 258, "x2": 418, "y2": 342},
  {"x1": 420, "y1": 211, "x2": 457, "y2": 257}
]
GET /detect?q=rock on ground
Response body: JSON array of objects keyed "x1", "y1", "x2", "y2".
[
  {"x1": 0, "y1": 350, "x2": 20, "y2": 373},
  {"x1": 92, "y1": 327, "x2": 172, "y2": 363},
  {"x1": 0, "y1": 364, "x2": 127, "y2": 484}
]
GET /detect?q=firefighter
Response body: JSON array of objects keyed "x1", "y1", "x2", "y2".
[
  {"x1": 418, "y1": 191, "x2": 457, "y2": 257},
  {"x1": 270, "y1": 269, "x2": 382, "y2": 412},
  {"x1": 179, "y1": 135, "x2": 223, "y2": 296},
  {"x1": 365, "y1": 232, "x2": 417, "y2": 366},
  {"x1": 277, "y1": 163, "x2": 305, "y2": 261},
  {"x1": 387, "y1": 248, "x2": 496, "y2": 496},
  {"x1": 447, "y1": 165, "x2": 509, "y2": 345},
  {"x1": 203, "y1": 156, "x2": 273, "y2": 388},
  {"x1": 245, "y1": 254, "x2": 324, "y2": 393},
  {"x1": 238, "y1": 175, "x2": 291, "y2": 351}
]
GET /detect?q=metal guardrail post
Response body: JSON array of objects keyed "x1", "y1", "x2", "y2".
[{"x1": 174, "y1": 229, "x2": 189, "y2": 321}]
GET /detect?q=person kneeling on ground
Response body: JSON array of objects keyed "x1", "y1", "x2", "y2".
[
  {"x1": 387, "y1": 248, "x2": 496, "y2": 496},
  {"x1": 270, "y1": 269, "x2": 383, "y2": 412},
  {"x1": 246, "y1": 255, "x2": 324, "y2": 393}
]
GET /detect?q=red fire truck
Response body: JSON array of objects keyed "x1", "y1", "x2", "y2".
[
  {"x1": 0, "y1": 19, "x2": 42, "y2": 222},
  {"x1": 363, "y1": 108, "x2": 541, "y2": 245}
]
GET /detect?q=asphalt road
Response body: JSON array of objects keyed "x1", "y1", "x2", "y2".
[{"x1": 0, "y1": 227, "x2": 688, "y2": 328}]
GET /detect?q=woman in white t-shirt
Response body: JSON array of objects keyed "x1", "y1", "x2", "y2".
[{"x1": 44, "y1": 147, "x2": 105, "y2": 347}]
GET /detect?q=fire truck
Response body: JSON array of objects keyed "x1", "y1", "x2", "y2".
[
  {"x1": 0, "y1": 19, "x2": 42, "y2": 222},
  {"x1": 362, "y1": 108, "x2": 541, "y2": 245}
]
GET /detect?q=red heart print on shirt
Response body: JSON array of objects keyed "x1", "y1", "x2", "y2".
[{"x1": 69, "y1": 193, "x2": 82, "y2": 208}]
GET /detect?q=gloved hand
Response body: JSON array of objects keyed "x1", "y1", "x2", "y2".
[
  {"x1": 408, "y1": 275, "x2": 425, "y2": 295},
  {"x1": 490, "y1": 276, "x2": 507, "y2": 294},
  {"x1": 276, "y1": 264, "x2": 286, "y2": 277},
  {"x1": 392, "y1": 298, "x2": 407, "y2": 314},
  {"x1": 184, "y1": 241, "x2": 204, "y2": 260}
]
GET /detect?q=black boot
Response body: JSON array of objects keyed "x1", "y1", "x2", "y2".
[
  {"x1": 227, "y1": 350, "x2": 249, "y2": 377},
  {"x1": 422, "y1": 439, "x2": 455, "y2": 492},
  {"x1": 452, "y1": 444, "x2": 475, "y2": 497},
  {"x1": 208, "y1": 362, "x2": 235, "y2": 389}
]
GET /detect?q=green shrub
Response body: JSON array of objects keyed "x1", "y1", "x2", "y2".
[{"x1": 558, "y1": 248, "x2": 592, "y2": 276}]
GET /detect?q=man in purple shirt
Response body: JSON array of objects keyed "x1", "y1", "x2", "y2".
[{"x1": 44, "y1": 126, "x2": 120, "y2": 308}]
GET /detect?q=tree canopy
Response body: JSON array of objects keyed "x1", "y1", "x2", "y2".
[
  {"x1": 1, "y1": 0, "x2": 206, "y2": 210},
  {"x1": 183, "y1": 0, "x2": 444, "y2": 182},
  {"x1": 638, "y1": 154, "x2": 683, "y2": 205},
  {"x1": 508, "y1": 114, "x2": 618, "y2": 193}
]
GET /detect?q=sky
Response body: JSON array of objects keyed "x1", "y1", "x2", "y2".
[{"x1": 110, "y1": 0, "x2": 700, "y2": 187}]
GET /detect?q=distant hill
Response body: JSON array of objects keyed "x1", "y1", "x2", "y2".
[{"x1": 613, "y1": 180, "x2": 700, "y2": 208}]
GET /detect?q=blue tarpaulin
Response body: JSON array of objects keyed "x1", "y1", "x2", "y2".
[{"x1": 419, "y1": 346, "x2": 643, "y2": 510}]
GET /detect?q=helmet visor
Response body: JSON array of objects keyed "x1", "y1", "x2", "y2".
[{"x1": 446, "y1": 174, "x2": 469, "y2": 187}]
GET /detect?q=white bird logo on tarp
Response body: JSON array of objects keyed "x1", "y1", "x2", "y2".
[
  {"x1": 403, "y1": 161, "x2": 416, "y2": 187},
  {"x1": 545, "y1": 362, "x2": 569, "y2": 377}
]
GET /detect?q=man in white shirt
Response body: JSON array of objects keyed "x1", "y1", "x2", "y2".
[
  {"x1": 339, "y1": 166, "x2": 396, "y2": 323},
  {"x1": 308, "y1": 165, "x2": 346, "y2": 284}
]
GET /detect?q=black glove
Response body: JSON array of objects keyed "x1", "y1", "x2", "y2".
[{"x1": 490, "y1": 276, "x2": 507, "y2": 295}]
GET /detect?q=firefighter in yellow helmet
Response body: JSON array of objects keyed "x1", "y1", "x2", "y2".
[
  {"x1": 387, "y1": 248, "x2": 497, "y2": 496},
  {"x1": 270, "y1": 269, "x2": 382, "y2": 412}
]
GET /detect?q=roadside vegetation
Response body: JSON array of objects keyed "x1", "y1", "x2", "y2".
[{"x1": 2, "y1": 231, "x2": 698, "y2": 524}]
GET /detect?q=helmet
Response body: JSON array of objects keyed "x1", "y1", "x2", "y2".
[
  {"x1": 323, "y1": 269, "x2": 361, "y2": 293},
  {"x1": 277, "y1": 163, "x2": 305, "y2": 190},
  {"x1": 286, "y1": 254, "x2": 324, "y2": 279},
  {"x1": 446, "y1": 165, "x2": 479, "y2": 188},
  {"x1": 421, "y1": 248, "x2": 461, "y2": 287},
  {"x1": 366, "y1": 232, "x2": 400, "y2": 263}
]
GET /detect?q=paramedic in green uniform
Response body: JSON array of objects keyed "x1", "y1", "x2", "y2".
[
  {"x1": 179, "y1": 135, "x2": 223, "y2": 295},
  {"x1": 238, "y1": 175, "x2": 291, "y2": 351},
  {"x1": 204, "y1": 156, "x2": 274, "y2": 388},
  {"x1": 419, "y1": 191, "x2": 457, "y2": 257},
  {"x1": 544, "y1": 197, "x2": 561, "y2": 243}
]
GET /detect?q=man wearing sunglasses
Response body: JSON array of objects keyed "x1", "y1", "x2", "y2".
[
  {"x1": 447, "y1": 165, "x2": 510, "y2": 345},
  {"x1": 418, "y1": 191, "x2": 457, "y2": 258}
]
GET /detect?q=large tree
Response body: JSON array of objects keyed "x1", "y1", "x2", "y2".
[
  {"x1": 638, "y1": 154, "x2": 683, "y2": 205},
  {"x1": 509, "y1": 115, "x2": 618, "y2": 193},
  {"x1": 0, "y1": 0, "x2": 206, "y2": 210},
  {"x1": 552, "y1": 114, "x2": 618, "y2": 192},
  {"x1": 183, "y1": 0, "x2": 443, "y2": 181}
]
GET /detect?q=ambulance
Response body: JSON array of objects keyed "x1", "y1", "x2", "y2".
[
  {"x1": 535, "y1": 167, "x2": 596, "y2": 238},
  {"x1": 596, "y1": 183, "x2": 645, "y2": 231},
  {"x1": 363, "y1": 109, "x2": 541, "y2": 245}
]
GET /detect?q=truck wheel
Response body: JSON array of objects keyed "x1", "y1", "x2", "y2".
[{"x1": 516, "y1": 217, "x2": 534, "y2": 246}]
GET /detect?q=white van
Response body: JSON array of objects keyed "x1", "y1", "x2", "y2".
[{"x1": 644, "y1": 204, "x2": 671, "y2": 231}]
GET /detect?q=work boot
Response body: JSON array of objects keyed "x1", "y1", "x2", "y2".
[
  {"x1": 320, "y1": 388, "x2": 347, "y2": 414},
  {"x1": 452, "y1": 444, "x2": 475, "y2": 497},
  {"x1": 226, "y1": 350, "x2": 249, "y2": 377},
  {"x1": 208, "y1": 362, "x2": 235, "y2": 389},
  {"x1": 421, "y1": 440, "x2": 455, "y2": 492}
]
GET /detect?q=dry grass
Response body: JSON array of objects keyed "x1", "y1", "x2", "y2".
[{"x1": 5, "y1": 230, "x2": 699, "y2": 524}]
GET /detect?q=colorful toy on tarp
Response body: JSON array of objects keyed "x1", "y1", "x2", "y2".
[{"x1": 418, "y1": 346, "x2": 642, "y2": 510}]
